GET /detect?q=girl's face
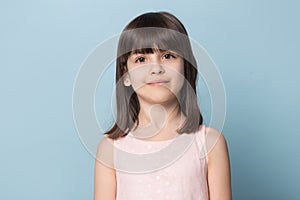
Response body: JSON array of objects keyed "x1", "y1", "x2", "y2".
[{"x1": 125, "y1": 50, "x2": 184, "y2": 105}]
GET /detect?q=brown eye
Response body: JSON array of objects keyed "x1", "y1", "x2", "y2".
[
  {"x1": 135, "y1": 57, "x2": 145, "y2": 63},
  {"x1": 163, "y1": 53, "x2": 176, "y2": 59}
]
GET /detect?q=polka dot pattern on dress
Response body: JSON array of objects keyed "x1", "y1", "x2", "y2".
[{"x1": 114, "y1": 125, "x2": 209, "y2": 200}]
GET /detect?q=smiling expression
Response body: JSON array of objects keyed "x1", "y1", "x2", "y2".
[{"x1": 125, "y1": 50, "x2": 185, "y2": 105}]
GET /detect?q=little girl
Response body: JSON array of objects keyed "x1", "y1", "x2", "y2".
[{"x1": 94, "y1": 11, "x2": 231, "y2": 200}]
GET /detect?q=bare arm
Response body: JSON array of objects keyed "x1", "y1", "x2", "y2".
[
  {"x1": 206, "y1": 127, "x2": 232, "y2": 200},
  {"x1": 94, "y1": 136, "x2": 116, "y2": 200}
]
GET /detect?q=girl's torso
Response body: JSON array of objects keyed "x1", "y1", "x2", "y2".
[{"x1": 113, "y1": 125, "x2": 209, "y2": 200}]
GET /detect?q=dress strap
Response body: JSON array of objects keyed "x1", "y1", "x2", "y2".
[{"x1": 194, "y1": 125, "x2": 208, "y2": 163}]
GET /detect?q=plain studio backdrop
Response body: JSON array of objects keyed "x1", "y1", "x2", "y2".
[{"x1": 1, "y1": 1, "x2": 299, "y2": 199}]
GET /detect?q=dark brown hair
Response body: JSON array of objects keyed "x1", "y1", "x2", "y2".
[{"x1": 105, "y1": 11, "x2": 203, "y2": 139}]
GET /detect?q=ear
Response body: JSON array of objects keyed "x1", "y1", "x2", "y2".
[{"x1": 123, "y1": 74, "x2": 131, "y2": 87}]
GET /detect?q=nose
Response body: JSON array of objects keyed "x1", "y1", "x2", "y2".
[
  {"x1": 150, "y1": 64, "x2": 165, "y2": 75},
  {"x1": 149, "y1": 56, "x2": 165, "y2": 75}
]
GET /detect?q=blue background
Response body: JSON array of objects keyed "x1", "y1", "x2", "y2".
[{"x1": 1, "y1": 0, "x2": 299, "y2": 199}]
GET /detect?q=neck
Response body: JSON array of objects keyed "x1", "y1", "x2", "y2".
[{"x1": 132, "y1": 100, "x2": 186, "y2": 140}]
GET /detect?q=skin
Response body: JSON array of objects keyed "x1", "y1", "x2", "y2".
[
  {"x1": 124, "y1": 49, "x2": 186, "y2": 140},
  {"x1": 94, "y1": 51, "x2": 232, "y2": 200}
]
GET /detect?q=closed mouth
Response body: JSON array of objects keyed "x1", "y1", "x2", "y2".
[{"x1": 147, "y1": 80, "x2": 169, "y2": 85}]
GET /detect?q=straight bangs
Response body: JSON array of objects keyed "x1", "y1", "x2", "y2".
[{"x1": 118, "y1": 27, "x2": 190, "y2": 60}]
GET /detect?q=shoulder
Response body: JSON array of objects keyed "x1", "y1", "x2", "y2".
[
  {"x1": 98, "y1": 134, "x2": 115, "y2": 146},
  {"x1": 204, "y1": 126, "x2": 229, "y2": 159},
  {"x1": 96, "y1": 135, "x2": 115, "y2": 168},
  {"x1": 97, "y1": 135, "x2": 115, "y2": 152}
]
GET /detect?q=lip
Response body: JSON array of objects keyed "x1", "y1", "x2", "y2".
[{"x1": 147, "y1": 80, "x2": 169, "y2": 86}]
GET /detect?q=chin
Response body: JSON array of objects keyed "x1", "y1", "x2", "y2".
[
  {"x1": 136, "y1": 87, "x2": 180, "y2": 104},
  {"x1": 142, "y1": 94, "x2": 179, "y2": 105}
]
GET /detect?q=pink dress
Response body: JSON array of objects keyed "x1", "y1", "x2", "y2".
[{"x1": 113, "y1": 125, "x2": 209, "y2": 200}]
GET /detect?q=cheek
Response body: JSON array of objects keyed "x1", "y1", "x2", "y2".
[
  {"x1": 173, "y1": 73, "x2": 185, "y2": 92},
  {"x1": 127, "y1": 67, "x2": 147, "y2": 90},
  {"x1": 166, "y1": 64, "x2": 185, "y2": 94},
  {"x1": 170, "y1": 61, "x2": 184, "y2": 80},
  {"x1": 172, "y1": 58, "x2": 184, "y2": 75},
  {"x1": 174, "y1": 61, "x2": 185, "y2": 90}
]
